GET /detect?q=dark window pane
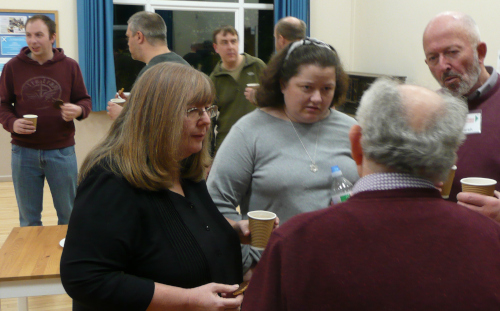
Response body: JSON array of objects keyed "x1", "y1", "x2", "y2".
[
  {"x1": 156, "y1": 10, "x2": 235, "y2": 75},
  {"x1": 113, "y1": 5, "x2": 145, "y2": 92},
  {"x1": 113, "y1": 5, "x2": 273, "y2": 82},
  {"x1": 113, "y1": 5, "x2": 144, "y2": 25},
  {"x1": 244, "y1": 9, "x2": 274, "y2": 63},
  {"x1": 245, "y1": 0, "x2": 273, "y2": 3}
]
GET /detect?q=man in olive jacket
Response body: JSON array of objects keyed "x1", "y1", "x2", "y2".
[{"x1": 210, "y1": 25, "x2": 266, "y2": 153}]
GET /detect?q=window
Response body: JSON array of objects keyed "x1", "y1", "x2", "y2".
[
  {"x1": 113, "y1": 0, "x2": 273, "y2": 91},
  {"x1": 113, "y1": 5, "x2": 145, "y2": 91}
]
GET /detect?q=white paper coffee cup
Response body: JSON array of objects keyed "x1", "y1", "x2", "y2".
[
  {"x1": 23, "y1": 114, "x2": 38, "y2": 129},
  {"x1": 110, "y1": 98, "x2": 126, "y2": 106},
  {"x1": 248, "y1": 210, "x2": 276, "y2": 250}
]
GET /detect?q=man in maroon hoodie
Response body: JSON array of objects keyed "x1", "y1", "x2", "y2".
[
  {"x1": 0, "y1": 15, "x2": 92, "y2": 226},
  {"x1": 242, "y1": 79, "x2": 500, "y2": 310}
]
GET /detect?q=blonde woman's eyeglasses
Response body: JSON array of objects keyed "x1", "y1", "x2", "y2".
[{"x1": 186, "y1": 105, "x2": 218, "y2": 121}]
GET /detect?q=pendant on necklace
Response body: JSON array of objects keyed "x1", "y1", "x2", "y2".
[{"x1": 310, "y1": 163, "x2": 318, "y2": 173}]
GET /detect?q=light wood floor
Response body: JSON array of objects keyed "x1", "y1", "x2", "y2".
[{"x1": 0, "y1": 181, "x2": 72, "y2": 310}]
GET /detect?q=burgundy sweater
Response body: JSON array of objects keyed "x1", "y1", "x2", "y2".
[
  {"x1": 0, "y1": 47, "x2": 92, "y2": 149},
  {"x1": 243, "y1": 188, "x2": 500, "y2": 311},
  {"x1": 448, "y1": 74, "x2": 500, "y2": 201}
]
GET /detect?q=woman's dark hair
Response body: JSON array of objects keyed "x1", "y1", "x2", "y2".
[{"x1": 256, "y1": 38, "x2": 348, "y2": 108}]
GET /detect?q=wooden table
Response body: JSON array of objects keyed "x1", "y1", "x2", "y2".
[{"x1": 0, "y1": 225, "x2": 68, "y2": 311}]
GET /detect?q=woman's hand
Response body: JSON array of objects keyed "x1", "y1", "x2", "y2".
[
  {"x1": 230, "y1": 219, "x2": 251, "y2": 244},
  {"x1": 147, "y1": 282, "x2": 242, "y2": 311},
  {"x1": 186, "y1": 283, "x2": 243, "y2": 311}
]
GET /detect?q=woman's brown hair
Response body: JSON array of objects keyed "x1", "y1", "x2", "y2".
[
  {"x1": 256, "y1": 39, "x2": 348, "y2": 108},
  {"x1": 78, "y1": 63, "x2": 215, "y2": 191}
]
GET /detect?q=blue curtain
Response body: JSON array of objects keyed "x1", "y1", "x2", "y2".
[
  {"x1": 274, "y1": 0, "x2": 310, "y2": 37},
  {"x1": 77, "y1": 0, "x2": 116, "y2": 112}
]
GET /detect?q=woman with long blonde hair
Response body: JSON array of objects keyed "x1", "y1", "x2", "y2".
[{"x1": 61, "y1": 63, "x2": 244, "y2": 311}]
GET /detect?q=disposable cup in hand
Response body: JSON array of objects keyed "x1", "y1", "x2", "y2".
[
  {"x1": 246, "y1": 83, "x2": 259, "y2": 89},
  {"x1": 248, "y1": 210, "x2": 276, "y2": 250},
  {"x1": 460, "y1": 177, "x2": 497, "y2": 196},
  {"x1": 441, "y1": 165, "x2": 457, "y2": 199},
  {"x1": 23, "y1": 114, "x2": 38, "y2": 129},
  {"x1": 110, "y1": 98, "x2": 126, "y2": 106},
  {"x1": 246, "y1": 83, "x2": 260, "y2": 105}
]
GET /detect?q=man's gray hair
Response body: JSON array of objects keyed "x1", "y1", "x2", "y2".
[
  {"x1": 460, "y1": 14, "x2": 481, "y2": 46},
  {"x1": 128, "y1": 11, "x2": 167, "y2": 45},
  {"x1": 436, "y1": 12, "x2": 481, "y2": 46},
  {"x1": 356, "y1": 78, "x2": 467, "y2": 182}
]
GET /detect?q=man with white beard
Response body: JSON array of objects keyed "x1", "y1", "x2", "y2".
[{"x1": 423, "y1": 11, "x2": 500, "y2": 203}]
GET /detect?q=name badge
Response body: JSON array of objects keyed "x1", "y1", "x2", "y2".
[{"x1": 463, "y1": 111, "x2": 482, "y2": 134}]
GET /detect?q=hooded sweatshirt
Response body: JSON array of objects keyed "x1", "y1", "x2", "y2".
[{"x1": 0, "y1": 47, "x2": 92, "y2": 149}]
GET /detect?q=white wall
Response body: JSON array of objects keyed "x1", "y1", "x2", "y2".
[
  {"x1": 312, "y1": 0, "x2": 500, "y2": 89},
  {"x1": 310, "y1": 0, "x2": 353, "y2": 70},
  {"x1": 352, "y1": 0, "x2": 500, "y2": 88},
  {"x1": 0, "y1": 0, "x2": 113, "y2": 180}
]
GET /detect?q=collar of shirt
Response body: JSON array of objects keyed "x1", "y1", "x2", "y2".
[
  {"x1": 352, "y1": 173, "x2": 435, "y2": 195},
  {"x1": 468, "y1": 66, "x2": 498, "y2": 101}
]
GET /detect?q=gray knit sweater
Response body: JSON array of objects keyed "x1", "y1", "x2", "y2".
[{"x1": 207, "y1": 108, "x2": 359, "y2": 271}]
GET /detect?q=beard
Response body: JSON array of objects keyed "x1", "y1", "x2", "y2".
[{"x1": 441, "y1": 53, "x2": 482, "y2": 97}]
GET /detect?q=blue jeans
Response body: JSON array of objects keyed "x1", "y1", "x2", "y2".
[{"x1": 11, "y1": 145, "x2": 77, "y2": 226}]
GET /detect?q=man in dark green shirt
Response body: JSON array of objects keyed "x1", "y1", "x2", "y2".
[{"x1": 107, "y1": 11, "x2": 188, "y2": 120}]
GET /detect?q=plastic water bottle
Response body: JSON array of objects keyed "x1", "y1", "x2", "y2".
[{"x1": 331, "y1": 165, "x2": 353, "y2": 204}]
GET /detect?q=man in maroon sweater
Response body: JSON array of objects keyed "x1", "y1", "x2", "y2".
[
  {"x1": 242, "y1": 79, "x2": 500, "y2": 311},
  {"x1": 0, "y1": 15, "x2": 92, "y2": 226},
  {"x1": 423, "y1": 12, "x2": 500, "y2": 202}
]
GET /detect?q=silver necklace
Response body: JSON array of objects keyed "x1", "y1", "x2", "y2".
[{"x1": 285, "y1": 111, "x2": 322, "y2": 173}]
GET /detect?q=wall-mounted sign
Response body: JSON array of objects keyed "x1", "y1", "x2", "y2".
[{"x1": 0, "y1": 10, "x2": 58, "y2": 59}]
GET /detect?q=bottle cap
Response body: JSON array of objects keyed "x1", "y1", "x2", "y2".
[{"x1": 331, "y1": 165, "x2": 341, "y2": 174}]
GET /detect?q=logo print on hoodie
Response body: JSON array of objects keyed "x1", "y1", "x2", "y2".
[{"x1": 21, "y1": 76, "x2": 62, "y2": 106}]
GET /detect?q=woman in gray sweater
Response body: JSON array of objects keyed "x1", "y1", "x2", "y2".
[{"x1": 207, "y1": 38, "x2": 359, "y2": 276}]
